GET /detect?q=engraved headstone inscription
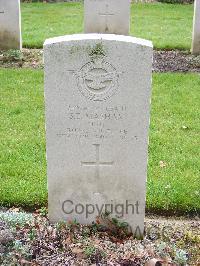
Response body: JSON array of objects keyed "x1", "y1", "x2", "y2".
[
  {"x1": 44, "y1": 34, "x2": 153, "y2": 236},
  {"x1": 192, "y1": 0, "x2": 200, "y2": 54},
  {"x1": 84, "y1": 0, "x2": 130, "y2": 35},
  {"x1": 0, "y1": 0, "x2": 22, "y2": 50}
]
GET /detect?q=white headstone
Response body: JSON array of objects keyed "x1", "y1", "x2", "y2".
[
  {"x1": 0, "y1": 0, "x2": 22, "y2": 50},
  {"x1": 192, "y1": 0, "x2": 200, "y2": 54},
  {"x1": 84, "y1": 0, "x2": 130, "y2": 35},
  {"x1": 44, "y1": 34, "x2": 153, "y2": 237}
]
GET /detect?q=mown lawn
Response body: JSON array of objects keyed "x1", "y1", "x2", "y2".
[
  {"x1": 21, "y1": 2, "x2": 193, "y2": 50},
  {"x1": 0, "y1": 69, "x2": 199, "y2": 214}
]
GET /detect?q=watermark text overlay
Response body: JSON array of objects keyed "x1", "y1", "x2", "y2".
[{"x1": 62, "y1": 200, "x2": 140, "y2": 218}]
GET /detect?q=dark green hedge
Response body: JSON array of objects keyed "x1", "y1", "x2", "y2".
[
  {"x1": 21, "y1": 0, "x2": 194, "y2": 3},
  {"x1": 157, "y1": 0, "x2": 194, "y2": 3}
]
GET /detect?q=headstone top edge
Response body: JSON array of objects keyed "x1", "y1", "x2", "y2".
[{"x1": 43, "y1": 34, "x2": 153, "y2": 49}]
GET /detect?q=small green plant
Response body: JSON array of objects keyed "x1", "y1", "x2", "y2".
[
  {"x1": 28, "y1": 228, "x2": 36, "y2": 241},
  {"x1": 56, "y1": 220, "x2": 67, "y2": 230},
  {"x1": 4, "y1": 49, "x2": 23, "y2": 61},
  {"x1": 174, "y1": 249, "x2": 188, "y2": 265},
  {"x1": 156, "y1": 242, "x2": 188, "y2": 265},
  {"x1": 84, "y1": 245, "x2": 106, "y2": 263},
  {"x1": 12, "y1": 240, "x2": 31, "y2": 259},
  {"x1": 184, "y1": 230, "x2": 200, "y2": 244},
  {"x1": 38, "y1": 207, "x2": 48, "y2": 217},
  {"x1": 0, "y1": 212, "x2": 33, "y2": 227},
  {"x1": 66, "y1": 219, "x2": 79, "y2": 229},
  {"x1": 95, "y1": 212, "x2": 130, "y2": 239},
  {"x1": 82, "y1": 227, "x2": 91, "y2": 238},
  {"x1": 84, "y1": 245, "x2": 96, "y2": 257},
  {"x1": 71, "y1": 219, "x2": 79, "y2": 225},
  {"x1": 157, "y1": 241, "x2": 169, "y2": 258},
  {"x1": 90, "y1": 221, "x2": 102, "y2": 233},
  {"x1": 89, "y1": 43, "x2": 106, "y2": 58},
  {"x1": 111, "y1": 217, "x2": 129, "y2": 231}
]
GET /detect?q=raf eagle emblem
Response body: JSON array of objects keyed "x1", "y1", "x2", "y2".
[
  {"x1": 77, "y1": 59, "x2": 120, "y2": 101},
  {"x1": 84, "y1": 72, "x2": 116, "y2": 92}
]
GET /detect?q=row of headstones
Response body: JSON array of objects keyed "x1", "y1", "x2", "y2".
[{"x1": 0, "y1": 0, "x2": 200, "y2": 54}]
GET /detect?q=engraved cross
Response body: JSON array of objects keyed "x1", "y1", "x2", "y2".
[
  {"x1": 99, "y1": 4, "x2": 114, "y2": 32},
  {"x1": 81, "y1": 144, "x2": 113, "y2": 179}
]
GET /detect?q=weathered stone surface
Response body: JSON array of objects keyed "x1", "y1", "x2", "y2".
[
  {"x1": 44, "y1": 34, "x2": 153, "y2": 236},
  {"x1": 192, "y1": 0, "x2": 200, "y2": 54},
  {"x1": 0, "y1": 0, "x2": 22, "y2": 50},
  {"x1": 84, "y1": 0, "x2": 130, "y2": 35}
]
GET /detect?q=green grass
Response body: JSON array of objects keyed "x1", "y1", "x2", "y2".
[
  {"x1": 21, "y1": 2, "x2": 193, "y2": 50},
  {"x1": 0, "y1": 69, "x2": 46, "y2": 208},
  {"x1": 131, "y1": 3, "x2": 193, "y2": 50},
  {"x1": 147, "y1": 73, "x2": 200, "y2": 215},
  {"x1": 0, "y1": 69, "x2": 199, "y2": 214}
]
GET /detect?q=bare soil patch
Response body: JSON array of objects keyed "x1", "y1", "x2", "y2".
[
  {"x1": 0, "y1": 49, "x2": 43, "y2": 69},
  {"x1": 0, "y1": 209, "x2": 199, "y2": 265},
  {"x1": 0, "y1": 49, "x2": 200, "y2": 73},
  {"x1": 153, "y1": 50, "x2": 200, "y2": 73}
]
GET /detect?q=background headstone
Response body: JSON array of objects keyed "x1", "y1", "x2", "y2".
[
  {"x1": 192, "y1": 0, "x2": 200, "y2": 54},
  {"x1": 0, "y1": 0, "x2": 22, "y2": 50},
  {"x1": 84, "y1": 0, "x2": 130, "y2": 35},
  {"x1": 44, "y1": 34, "x2": 153, "y2": 236}
]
